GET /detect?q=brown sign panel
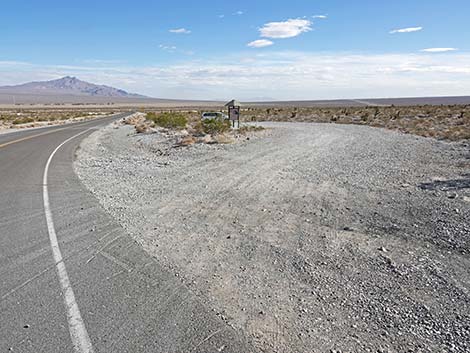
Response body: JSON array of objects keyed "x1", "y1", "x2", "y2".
[{"x1": 229, "y1": 107, "x2": 240, "y2": 121}]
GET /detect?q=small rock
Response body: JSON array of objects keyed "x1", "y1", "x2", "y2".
[
  {"x1": 447, "y1": 192, "x2": 458, "y2": 199},
  {"x1": 23, "y1": 324, "x2": 30, "y2": 329},
  {"x1": 343, "y1": 226, "x2": 353, "y2": 232},
  {"x1": 379, "y1": 247, "x2": 387, "y2": 252}
]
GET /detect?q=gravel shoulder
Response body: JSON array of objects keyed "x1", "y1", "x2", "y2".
[{"x1": 75, "y1": 121, "x2": 470, "y2": 353}]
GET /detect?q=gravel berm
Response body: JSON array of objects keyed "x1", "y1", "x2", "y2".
[{"x1": 75, "y1": 120, "x2": 470, "y2": 353}]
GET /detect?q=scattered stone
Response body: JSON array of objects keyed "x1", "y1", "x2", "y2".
[{"x1": 75, "y1": 119, "x2": 470, "y2": 353}]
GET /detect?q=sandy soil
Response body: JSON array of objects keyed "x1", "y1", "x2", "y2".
[{"x1": 75, "y1": 121, "x2": 470, "y2": 353}]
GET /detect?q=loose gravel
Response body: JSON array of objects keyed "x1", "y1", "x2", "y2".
[{"x1": 75, "y1": 120, "x2": 470, "y2": 353}]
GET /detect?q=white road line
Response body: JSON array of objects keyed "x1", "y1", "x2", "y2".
[{"x1": 43, "y1": 128, "x2": 95, "y2": 353}]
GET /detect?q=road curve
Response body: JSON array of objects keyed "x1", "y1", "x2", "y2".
[{"x1": 0, "y1": 114, "x2": 251, "y2": 353}]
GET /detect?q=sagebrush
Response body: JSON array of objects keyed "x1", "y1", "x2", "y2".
[{"x1": 147, "y1": 112, "x2": 187, "y2": 129}]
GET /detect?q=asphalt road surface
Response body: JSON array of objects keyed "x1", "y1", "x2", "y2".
[{"x1": 0, "y1": 114, "x2": 251, "y2": 353}]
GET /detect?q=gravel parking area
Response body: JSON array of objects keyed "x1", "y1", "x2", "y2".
[{"x1": 75, "y1": 121, "x2": 470, "y2": 353}]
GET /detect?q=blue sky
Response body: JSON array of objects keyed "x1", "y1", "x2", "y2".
[{"x1": 1, "y1": 0, "x2": 469, "y2": 100}]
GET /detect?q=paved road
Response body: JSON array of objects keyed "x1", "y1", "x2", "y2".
[{"x1": 0, "y1": 114, "x2": 250, "y2": 353}]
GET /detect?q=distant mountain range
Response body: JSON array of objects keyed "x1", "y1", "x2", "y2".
[
  {"x1": 0, "y1": 76, "x2": 146, "y2": 98},
  {"x1": 0, "y1": 76, "x2": 469, "y2": 107}
]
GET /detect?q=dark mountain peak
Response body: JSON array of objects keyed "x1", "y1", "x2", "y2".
[{"x1": 59, "y1": 76, "x2": 79, "y2": 83}]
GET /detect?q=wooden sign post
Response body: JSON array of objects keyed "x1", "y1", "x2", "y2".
[{"x1": 225, "y1": 99, "x2": 241, "y2": 129}]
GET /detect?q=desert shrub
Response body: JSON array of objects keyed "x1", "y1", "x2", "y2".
[
  {"x1": 190, "y1": 119, "x2": 205, "y2": 135},
  {"x1": 12, "y1": 117, "x2": 35, "y2": 125},
  {"x1": 147, "y1": 112, "x2": 187, "y2": 129},
  {"x1": 360, "y1": 112, "x2": 369, "y2": 122},
  {"x1": 146, "y1": 112, "x2": 157, "y2": 121},
  {"x1": 202, "y1": 118, "x2": 231, "y2": 135},
  {"x1": 59, "y1": 114, "x2": 72, "y2": 120}
]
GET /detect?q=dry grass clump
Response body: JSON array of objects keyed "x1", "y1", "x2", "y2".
[
  {"x1": 245, "y1": 105, "x2": 470, "y2": 141},
  {"x1": 238, "y1": 125, "x2": 265, "y2": 134},
  {"x1": 441, "y1": 126, "x2": 470, "y2": 140},
  {"x1": 178, "y1": 135, "x2": 197, "y2": 146}
]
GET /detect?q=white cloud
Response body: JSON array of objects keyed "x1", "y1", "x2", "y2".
[
  {"x1": 390, "y1": 26, "x2": 423, "y2": 34},
  {"x1": 0, "y1": 60, "x2": 30, "y2": 67},
  {"x1": 159, "y1": 44, "x2": 194, "y2": 56},
  {"x1": 169, "y1": 28, "x2": 191, "y2": 34},
  {"x1": 234, "y1": 11, "x2": 244, "y2": 15},
  {"x1": 247, "y1": 39, "x2": 274, "y2": 48},
  {"x1": 81, "y1": 59, "x2": 125, "y2": 65},
  {"x1": 421, "y1": 48, "x2": 458, "y2": 53},
  {"x1": 312, "y1": 15, "x2": 327, "y2": 19},
  {"x1": 218, "y1": 14, "x2": 225, "y2": 18},
  {"x1": 260, "y1": 19, "x2": 312, "y2": 39},
  {"x1": 2, "y1": 52, "x2": 470, "y2": 100},
  {"x1": 159, "y1": 44, "x2": 177, "y2": 52}
]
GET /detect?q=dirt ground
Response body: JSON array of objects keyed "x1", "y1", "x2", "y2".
[{"x1": 75, "y1": 121, "x2": 470, "y2": 353}]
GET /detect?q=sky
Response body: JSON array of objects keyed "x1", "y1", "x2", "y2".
[{"x1": 1, "y1": 0, "x2": 469, "y2": 100}]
